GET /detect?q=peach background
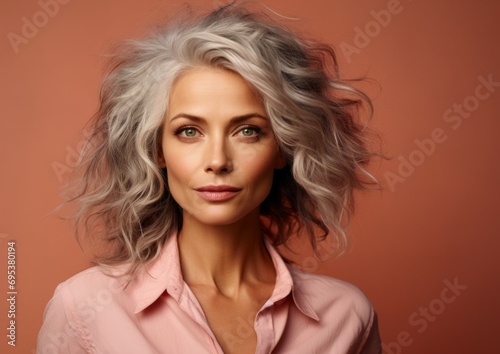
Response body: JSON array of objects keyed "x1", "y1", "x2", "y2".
[{"x1": 1, "y1": 0, "x2": 499, "y2": 353}]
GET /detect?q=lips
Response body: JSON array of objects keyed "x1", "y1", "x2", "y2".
[{"x1": 194, "y1": 185, "x2": 242, "y2": 202}]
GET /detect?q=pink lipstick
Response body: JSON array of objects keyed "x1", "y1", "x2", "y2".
[{"x1": 194, "y1": 185, "x2": 241, "y2": 202}]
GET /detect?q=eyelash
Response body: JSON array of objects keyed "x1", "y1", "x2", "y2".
[
  {"x1": 239, "y1": 125, "x2": 264, "y2": 137},
  {"x1": 174, "y1": 125, "x2": 198, "y2": 137},
  {"x1": 174, "y1": 125, "x2": 264, "y2": 139}
]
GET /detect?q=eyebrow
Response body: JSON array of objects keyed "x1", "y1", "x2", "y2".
[{"x1": 169, "y1": 113, "x2": 268, "y2": 124}]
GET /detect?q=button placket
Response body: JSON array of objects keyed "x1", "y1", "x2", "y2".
[{"x1": 254, "y1": 303, "x2": 275, "y2": 354}]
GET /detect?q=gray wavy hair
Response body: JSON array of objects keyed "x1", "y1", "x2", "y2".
[{"x1": 66, "y1": 4, "x2": 379, "y2": 277}]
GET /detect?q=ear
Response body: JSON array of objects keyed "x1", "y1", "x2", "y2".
[{"x1": 274, "y1": 151, "x2": 287, "y2": 169}]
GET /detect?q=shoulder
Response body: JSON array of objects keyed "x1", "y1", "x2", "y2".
[
  {"x1": 287, "y1": 266, "x2": 381, "y2": 353},
  {"x1": 50, "y1": 266, "x2": 121, "y2": 304},
  {"x1": 48, "y1": 263, "x2": 138, "y2": 318},
  {"x1": 58, "y1": 265, "x2": 114, "y2": 288},
  {"x1": 46, "y1": 264, "x2": 134, "y2": 321},
  {"x1": 41, "y1": 265, "x2": 130, "y2": 322},
  {"x1": 288, "y1": 265, "x2": 374, "y2": 325},
  {"x1": 37, "y1": 266, "x2": 134, "y2": 353},
  {"x1": 37, "y1": 267, "x2": 108, "y2": 353},
  {"x1": 58, "y1": 264, "x2": 126, "y2": 292}
]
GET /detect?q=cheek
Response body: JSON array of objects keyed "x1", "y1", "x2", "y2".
[
  {"x1": 239, "y1": 147, "x2": 278, "y2": 185},
  {"x1": 163, "y1": 140, "x2": 199, "y2": 176},
  {"x1": 163, "y1": 145, "x2": 193, "y2": 185}
]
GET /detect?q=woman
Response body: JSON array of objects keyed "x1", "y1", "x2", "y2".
[{"x1": 37, "y1": 4, "x2": 381, "y2": 354}]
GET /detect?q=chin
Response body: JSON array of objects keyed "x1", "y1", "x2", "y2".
[
  {"x1": 190, "y1": 214, "x2": 246, "y2": 227},
  {"x1": 184, "y1": 206, "x2": 260, "y2": 228}
]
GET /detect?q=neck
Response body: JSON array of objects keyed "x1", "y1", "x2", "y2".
[{"x1": 177, "y1": 210, "x2": 275, "y2": 297}]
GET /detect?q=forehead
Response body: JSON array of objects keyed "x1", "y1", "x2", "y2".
[{"x1": 167, "y1": 67, "x2": 265, "y2": 118}]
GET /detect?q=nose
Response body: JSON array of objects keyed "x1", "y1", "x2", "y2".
[{"x1": 204, "y1": 136, "x2": 233, "y2": 174}]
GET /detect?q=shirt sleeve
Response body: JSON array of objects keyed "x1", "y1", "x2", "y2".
[
  {"x1": 357, "y1": 310, "x2": 382, "y2": 354},
  {"x1": 36, "y1": 283, "x2": 91, "y2": 354}
]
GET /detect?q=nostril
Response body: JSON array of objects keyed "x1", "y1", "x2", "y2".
[
  {"x1": 204, "y1": 144, "x2": 233, "y2": 174},
  {"x1": 206, "y1": 163, "x2": 232, "y2": 174}
]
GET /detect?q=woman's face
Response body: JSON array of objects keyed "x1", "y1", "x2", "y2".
[{"x1": 159, "y1": 67, "x2": 285, "y2": 227}]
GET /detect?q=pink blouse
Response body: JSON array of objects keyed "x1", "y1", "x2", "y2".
[{"x1": 37, "y1": 234, "x2": 381, "y2": 353}]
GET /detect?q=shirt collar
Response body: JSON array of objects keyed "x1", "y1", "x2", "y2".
[
  {"x1": 132, "y1": 233, "x2": 319, "y2": 321},
  {"x1": 263, "y1": 237, "x2": 319, "y2": 321},
  {"x1": 131, "y1": 232, "x2": 181, "y2": 314}
]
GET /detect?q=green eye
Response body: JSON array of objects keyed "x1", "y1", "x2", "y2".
[
  {"x1": 183, "y1": 128, "x2": 197, "y2": 137},
  {"x1": 241, "y1": 128, "x2": 254, "y2": 136},
  {"x1": 241, "y1": 127, "x2": 262, "y2": 137}
]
